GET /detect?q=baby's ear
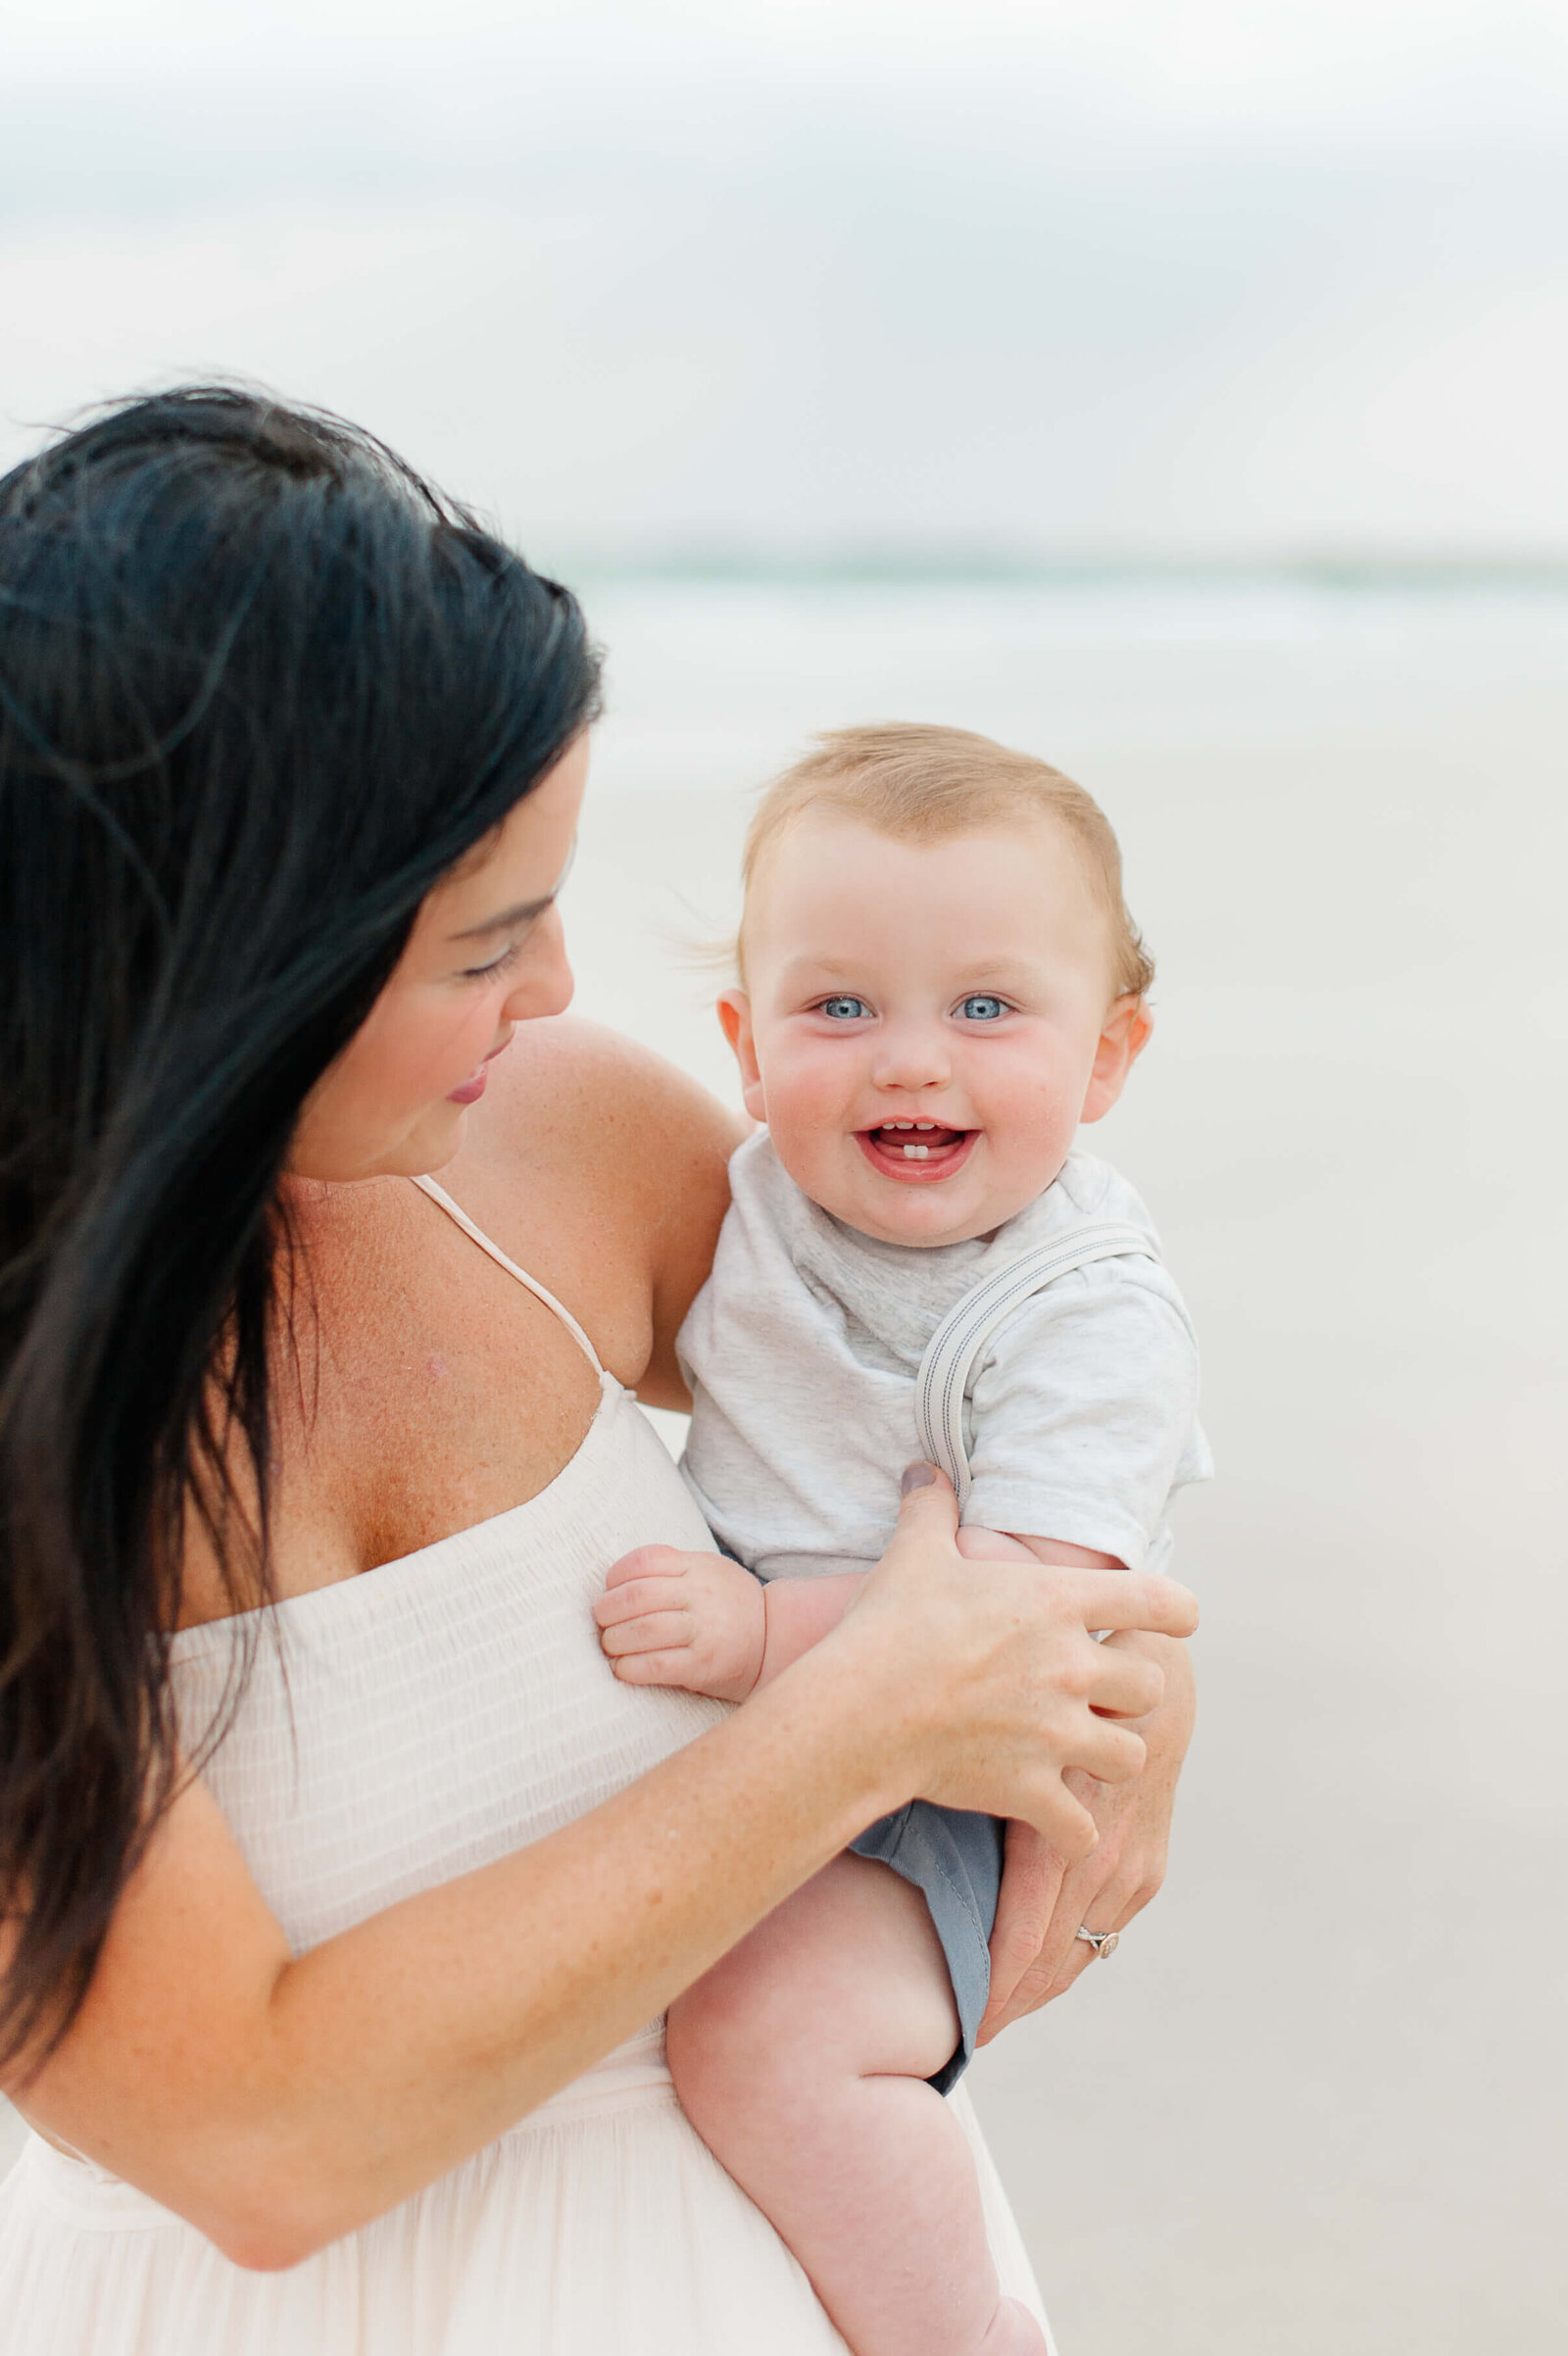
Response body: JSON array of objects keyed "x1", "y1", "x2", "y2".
[
  {"x1": 1080, "y1": 995, "x2": 1152, "y2": 1125},
  {"x1": 717, "y1": 991, "x2": 767, "y2": 1122}
]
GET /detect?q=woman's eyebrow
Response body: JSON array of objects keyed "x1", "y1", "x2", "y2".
[
  {"x1": 448, "y1": 843, "x2": 577, "y2": 941},
  {"x1": 448, "y1": 891, "x2": 555, "y2": 943}
]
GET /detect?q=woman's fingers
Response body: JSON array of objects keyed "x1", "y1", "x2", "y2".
[
  {"x1": 1076, "y1": 1569, "x2": 1198, "y2": 1641},
  {"x1": 1065, "y1": 1716, "x2": 1147, "y2": 1786},
  {"x1": 981, "y1": 1821, "x2": 1067, "y2": 2038},
  {"x1": 1021, "y1": 1782, "x2": 1101, "y2": 1862},
  {"x1": 887, "y1": 1459, "x2": 959, "y2": 1535},
  {"x1": 843, "y1": 1465, "x2": 1192, "y2": 1833}
]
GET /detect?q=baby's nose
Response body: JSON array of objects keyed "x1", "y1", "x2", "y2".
[{"x1": 871, "y1": 1024, "x2": 951, "y2": 1089}]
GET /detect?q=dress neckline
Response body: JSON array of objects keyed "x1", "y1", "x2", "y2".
[
  {"x1": 170, "y1": 1370, "x2": 621, "y2": 1659},
  {"x1": 171, "y1": 1176, "x2": 620, "y2": 1658}
]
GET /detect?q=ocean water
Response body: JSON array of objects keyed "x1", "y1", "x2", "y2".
[{"x1": 7, "y1": 579, "x2": 1566, "y2": 2352}]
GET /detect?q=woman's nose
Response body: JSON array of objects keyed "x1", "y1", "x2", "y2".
[{"x1": 509, "y1": 908, "x2": 574, "y2": 1020}]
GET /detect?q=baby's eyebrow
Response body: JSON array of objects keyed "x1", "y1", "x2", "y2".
[
  {"x1": 952, "y1": 956, "x2": 1044, "y2": 985},
  {"x1": 776, "y1": 953, "x2": 862, "y2": 981}
]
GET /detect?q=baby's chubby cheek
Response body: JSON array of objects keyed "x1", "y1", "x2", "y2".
[
  {"x1": 983, "y1": 1081, "x2": 1082, "y2": 1195},
  {"x1": 759, "y1": 1094, "x2": 852, "y2": 1203}
]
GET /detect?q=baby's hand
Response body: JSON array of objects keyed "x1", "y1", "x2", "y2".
[{"x1": 594, "y1": 1546, "x2": 767, "y2": 1703}]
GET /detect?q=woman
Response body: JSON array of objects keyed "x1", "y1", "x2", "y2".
[{"x1": 0, "y1": 389, "x2": 1197, "y2": 2353}]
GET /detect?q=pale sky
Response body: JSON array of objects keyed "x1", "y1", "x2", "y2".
[{"x1": 3, "y1": 0, "x2": 1566, "y2": 563}]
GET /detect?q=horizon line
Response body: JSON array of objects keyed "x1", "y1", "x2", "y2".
[{"x1": 555, "y1": 546, "x2": 1568, "y2": 591}]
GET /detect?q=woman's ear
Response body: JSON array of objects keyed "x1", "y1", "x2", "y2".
[
  {"x1": 717, "y1": 990, "x2": 767, "y2": 1122},
  {"x1": 1080, "y1": 995, "x2": 1152, "y2": 1125}
]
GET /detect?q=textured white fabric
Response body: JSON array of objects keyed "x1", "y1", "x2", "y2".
[
  {"x1": 0, "y1": 1207, "x2": 1050, "y2": 2355},
  {"x1": 680, "y1": 1132, "x2": 1211, "y2": 1581}
]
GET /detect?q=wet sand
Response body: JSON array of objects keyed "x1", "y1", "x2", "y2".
[{"x1": 7, "y1": 585, "x2": 1565, "y2": 2351}]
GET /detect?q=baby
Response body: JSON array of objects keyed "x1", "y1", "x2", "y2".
[{"x1": 595, "y1": 723, "x2": 1210, "y2": 2356}]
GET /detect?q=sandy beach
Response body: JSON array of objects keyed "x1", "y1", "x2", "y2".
[{"x1": 6, "y1": 578, "x2": 1564, "y2": 2352}]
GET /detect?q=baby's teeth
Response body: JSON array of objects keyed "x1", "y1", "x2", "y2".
[
  {"x1": 915, "y1": 1121, "x2": 935, "y2": 1130},
  {"x1": 903, "y1": 1143, "x2": 929, "y2": 1159}
]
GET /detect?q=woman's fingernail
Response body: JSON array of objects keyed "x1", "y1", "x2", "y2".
[{"x1": 901, "y1": 1461, "x2": 938, "y2": 1496}]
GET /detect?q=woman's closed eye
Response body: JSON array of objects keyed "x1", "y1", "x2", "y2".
[
  {"x1": 956, "y1": 994, "x2": 1010, "y2": 1022},
  {"x1": 459, "y1": 932, "x2": 530, "y2": 982}
]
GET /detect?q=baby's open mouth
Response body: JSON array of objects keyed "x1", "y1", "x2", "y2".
[{"x1": 857, "y1": 1122, "x2": 977, "y2": 1181}]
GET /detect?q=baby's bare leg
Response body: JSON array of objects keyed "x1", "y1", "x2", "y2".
[{"x1": 665, "y1": 1852, "x2": 1045, "y2": 2356}]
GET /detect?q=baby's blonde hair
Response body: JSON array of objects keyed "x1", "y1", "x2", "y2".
[{"x1": 739, "y1": 722, "x2": 1154, "y2": 999}]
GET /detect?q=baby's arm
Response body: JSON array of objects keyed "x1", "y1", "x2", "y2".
[
  {"x1": 958, "y1": 1529, "x2": 1125, "y2": 1572},
  {"x1": 597, "y1": 1530, "x2": 1123, "y2": 1700},
  {"x1": 762, "y1": 1533, "x2": 1127, "y2": 1681}
]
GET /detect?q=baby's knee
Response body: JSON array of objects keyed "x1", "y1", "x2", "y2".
[
  {"x1": 667, "y1": 1959, "x2": 819, "y2": 2135},
  {"x1": 668, "y1": 1949, "x2": 809, "y2": 2078}
]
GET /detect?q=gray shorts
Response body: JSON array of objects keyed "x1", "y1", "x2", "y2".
[{"x1": 850, "y1": 1801, "x2": 1004, "y2": 2093}]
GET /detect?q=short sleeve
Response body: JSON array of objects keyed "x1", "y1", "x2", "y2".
[{"x1": 962, "y1": 1255, "x2": 1207, "y2": 1567}]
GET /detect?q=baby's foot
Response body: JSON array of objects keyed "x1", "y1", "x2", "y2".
[{"x1": 978, "y1": 2296, "x2": 1049, "y2": 2356}]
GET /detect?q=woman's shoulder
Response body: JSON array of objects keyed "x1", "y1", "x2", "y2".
[
  {"x1": 468, "y1": 1014, "x2": 740, "y2": 1183},
  {"x1": 446, "y1": 1018, "x2": 744, "y2": 1397}
]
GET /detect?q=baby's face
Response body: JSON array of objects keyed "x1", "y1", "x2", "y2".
[{"x1": 724, "y1": 813, "x2": 1148, "y2": 1247}]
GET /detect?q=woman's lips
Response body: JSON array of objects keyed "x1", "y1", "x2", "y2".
[
  {"x1": 447, "y1": 1038, "x2": 511, "y2": 1105},
  {"x1": 856, "y1": 1125, "x2": 977, "y2": 1183}
]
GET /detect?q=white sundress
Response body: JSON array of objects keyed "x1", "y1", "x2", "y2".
[{"x1": 0, "y1": 1177, "x2": 1052, "y2": 2355}]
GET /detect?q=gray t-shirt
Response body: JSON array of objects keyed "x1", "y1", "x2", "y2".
[{"x1": 678, "y1": 1132, "x2": 1211, "y2": 1581}]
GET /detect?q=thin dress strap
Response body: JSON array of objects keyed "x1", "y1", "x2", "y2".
[{"x1": 411, "y1": 1175, "x2": 606, "y2": 1378}]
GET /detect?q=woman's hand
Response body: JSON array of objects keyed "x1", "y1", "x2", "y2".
[
  {"x1": 977, "y1": 1629, "x2": 1197, "y2": 2041},
  {"x1": 828, "y1": 1469, "x2": 1198, "y2": 1861}
]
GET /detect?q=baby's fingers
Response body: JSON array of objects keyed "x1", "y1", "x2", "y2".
[
  {"x1": 611, "y1": 1649, "x2": 700, "y2": 1688},
  {"x1": 599, "y1": 1608, "x2": 693, "y2": 1658},
  {"x1": 604, "y1": 1545, "x2": 713, "y2": 1591},
  {"x1": 594, "y1": 1575, "x2": 687, "y2": 1628}
]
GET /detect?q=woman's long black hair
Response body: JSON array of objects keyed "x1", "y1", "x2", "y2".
[{"x1": 0, "y1": 387, "x2": 601, "y2": 2072}]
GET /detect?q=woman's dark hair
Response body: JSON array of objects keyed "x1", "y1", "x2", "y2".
[{"x1": 0, "y1": 386, "x2": 601, "y2": 2071}]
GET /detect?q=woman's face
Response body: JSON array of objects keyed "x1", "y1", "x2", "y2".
[{"x1": 288, "y1": 733, "x2": 589, "y2": 1183}]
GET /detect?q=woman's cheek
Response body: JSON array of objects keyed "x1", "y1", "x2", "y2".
[{"x1": 416, "y1": 997, "x2": 500, "y2": 1093}]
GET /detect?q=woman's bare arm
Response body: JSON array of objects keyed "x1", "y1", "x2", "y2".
[{"x1": 7, "y1": 1481, "x2": 1195, "y2": 2272}]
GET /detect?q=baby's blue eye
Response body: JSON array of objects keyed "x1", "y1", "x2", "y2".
[
  {"x1": 818, "y1": 996, "x2": 871, "y2": 1020},
  {"x1": 958, "y1": 994, "x2": 1007, "y2": 1021}
]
